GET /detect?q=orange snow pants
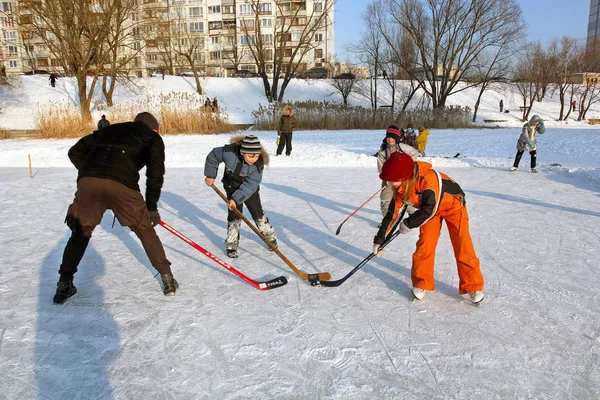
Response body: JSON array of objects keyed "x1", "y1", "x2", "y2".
[{"x1": 411, "y1": 205, "x2": 484, "y2": 294}]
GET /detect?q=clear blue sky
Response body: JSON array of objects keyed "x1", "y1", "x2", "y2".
[{"x1": 334, "y1": 0, "x2": 591, "y2": 62}]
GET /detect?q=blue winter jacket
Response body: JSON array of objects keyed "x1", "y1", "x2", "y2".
[{"x1": 204, "y1": 143, "x2": 264, "y2": 204}]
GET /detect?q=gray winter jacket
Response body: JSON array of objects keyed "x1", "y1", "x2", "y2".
[
  {"x1": 204, "y1": 144, "x2": 264, "y2": 204},
  {"x1": 377, "y1": 142, "x2": 419, "y2": 175},
  {"x1": 517, "y1": 115, "x2": 545, "y2": 152}
]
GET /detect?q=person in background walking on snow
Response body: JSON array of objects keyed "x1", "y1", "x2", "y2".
[
  {"x1": 376, "y1": 125, "x2": 418, "y2": 218},
  {"x1": 97, "y1": 114, "x2": 110, "y2": 130},
  {"x1": 416, "y1": 125, "x2": 430, "y2": 156},
  {"x1": 53, "y1": 112, "x2": 178, "y2": 304},
  {"x1": 373, "y1": 151, "x2": 485, "y2": 303},
  {"x1": 510, "y1": 114, "x2": 545, "y2": 173},
  {"x1": 276, "y1": 105, "x2": 296, "y2": 156},
  {"x1": 204, "y1": 135, "x2": 278, "y2": 258},
  {"x1": 499, "y1": 99, "x2": 504, "y2": 113},
  {"x1": 49, "y1": 73, "x2": 57, "y2": 88},
  {"x1": 212, "y1": 97, "x2": 219, "y2": 111}
]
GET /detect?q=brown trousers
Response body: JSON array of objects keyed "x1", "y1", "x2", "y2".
[
  {"x1": 411, "y1": 206, "x2": 484, "y2": 294},
  {"x1": 58, "y1": 177, "x2": 171, "y2": 280}
]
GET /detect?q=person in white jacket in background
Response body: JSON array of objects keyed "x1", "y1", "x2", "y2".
[
  {"x1": 376, "y1": 125, "x2": 419, "y2": 217},
  {"x1": 511, "y1": 115, "x2": 545, "y2": 173}
]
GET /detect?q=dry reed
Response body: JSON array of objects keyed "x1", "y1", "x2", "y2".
[
  {"x1": 252, "y1": 101, "x2": 473, "y2": 131},
  {"x1": 32, "y1": 92, "x2": 232, "y2": 138}
]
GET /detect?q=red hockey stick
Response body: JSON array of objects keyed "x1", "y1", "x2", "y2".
[
  {"x1": 159, "y1": 221, "x2": 287, "y2": 290},
  {"x1": 336, "y1": 186, "x2": 385, "y2": 235}
]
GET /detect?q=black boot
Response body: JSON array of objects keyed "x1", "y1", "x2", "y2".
[
  {"x1": 227, "y1": 249, "x2": 239, "y2": 258},
  {"x1": 161, "y1": 273, "x2": 179, "y2": 296},
  {"x1": 53, "y1": 281, "x2": 77, "y2": 304}
]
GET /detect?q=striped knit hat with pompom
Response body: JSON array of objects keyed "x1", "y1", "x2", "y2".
[{"x1": 240, "y1": 135, "x2": 262, "y2": 154}]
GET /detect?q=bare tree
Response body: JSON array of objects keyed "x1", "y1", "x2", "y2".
[
  {"x1": 513, "y1": 45, "x2": 539, "y2": 121},
  {"x1": 220, "y1": 21, "x2": 247, "y2": 74},
  {"x1": 383, "y1": 0, "x2": 524, "y2": 108},
  {"x1": 350, "y1": 1, "x2": 385, "y2": 110},
  {"x1": 170, "y1": 7, "x2": 205, "y2": 93},
  {"x1": 27, "y1": 0, "x2": 121, "y2": 120},
  {"x1": 239, "y1": 0, "x2": 335, "y2": 102},
  {"x1": 574, "y1": 48, "x2": 600, "y2": 121},
  {"x1": 328, "y1": 64, "x2": 359, "y2": 106},
  {"x1": 468, "y1": 41, "x2": 516, "y2": 122},
  {"x1": 101, "y1": 0, "x2": 140, "y2": 106},
  {"x1": 547, "y1": 37, "x2": 581, "y2": 120}
]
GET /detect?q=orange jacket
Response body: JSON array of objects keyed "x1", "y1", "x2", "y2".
[{"x1": 374, "y1": 161, "x2": 465, "y2": 244}]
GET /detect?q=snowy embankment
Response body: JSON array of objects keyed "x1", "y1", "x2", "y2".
[{"x1": 1, "y1": 75, "x2": 599, "y2": 129}]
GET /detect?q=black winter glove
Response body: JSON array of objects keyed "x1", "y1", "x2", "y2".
[{"x1": 149, "y1": 210, "x2": 161, "y2": 227}]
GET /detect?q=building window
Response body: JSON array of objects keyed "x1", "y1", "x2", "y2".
[
  {"x1": 3, "y1": 16, "x2": 14, "y2": 27},
  {"x1": 210, "y1": 36, "x2": 219, "y2": 44},
  {"x1": 147, "y1": 54, "x2": 158, "y2": 62},
  {"x1": 51, "y1": 59, "x2": 61, "y2": 66},
  {"x1": 9, "y1": 60, "x2": 17, "y2": 68},
  {"x1": 210, "y1": 51, "x2": 220, "y2": 60},
  {"x1": 261, "y1": 18, "x2": 272, "y2": 28},
  {"x1": 240, "y1": 19, "x2": 254, "y2": 30},
  {"x1": 4, "y1": 31, "x2": 16, "y2": 42},
  {"x1": 241, "y1": 35, "x2": 254, "y2": 45},
  {"x1": 208, "y1": 5, "x2": 220, "y2": 14},
  {"x1": 261, "y1": 34, "x2": 273, "y2": 44},
  {"x1": 315, "y1": 33, "x2": 323, "y2": 42},
  {"x1": 314, "y1": 48, "x2": 323, "y2": 59},
  {"x1": 314, "y1": 2, "x2": 323, "y2": 12},
  {"x1": 1, "y1": 2, "x2": 12, "y2": 12},
  {"x1": 189, "y1": 22, "x2": 204, "y2": 32},
  {"x1": 210, "y1": 21, "x2": 223, "y2": 30},
  {"x1": 258, "y1": 3, "x2": 271, "y2": 14},
  {"x1": 222, "y1": 5, "x2": 234, "y2": 14},
  {"x1": 7, "y1": 45, "x2": 17, "y2": 55},
  {"x1": 189, "y1": 7, "x2": 202, "y2": 17},
  {"x1": 291, "y1": 33, "x2": 301, "y2": 41},
  {"x1": 292, "y1": 17, "x2": 307, "y2": 26},
  {"x1": 239, "y1": 4, "x2": 252, "y2": 15},
  {"x1": 37, "y1": 58, "x2": 48, "y2": 67}
]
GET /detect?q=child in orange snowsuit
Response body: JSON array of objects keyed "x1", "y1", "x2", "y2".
[{"x1": 373, "y1": 152, "x2": 485, "y2": 303}]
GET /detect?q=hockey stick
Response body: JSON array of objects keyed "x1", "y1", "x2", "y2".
[
  {"x1": 159, "y1": 221, "x2": 287, "y2": 290},
  {"x1": 310, "y1": 207, "x2": 407, "y2": 287},
  {"x1": 210, "y1": 184, "x2": 331, "y2": 282},
  {"x1": 336, "y1": 186, "x2": 385, "y2": 235}
]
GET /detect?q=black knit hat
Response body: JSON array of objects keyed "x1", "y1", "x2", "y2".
[
  {"x1": 385, "y1": 125, "x2": 402, "y2": 143},
  {"x1": 240, "y1": 135, "x2": 262, "y2": 154}
]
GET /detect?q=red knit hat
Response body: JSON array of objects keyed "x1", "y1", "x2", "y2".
[{"x1": 379, "y1": 152, "x2": 415, "y2": 181}]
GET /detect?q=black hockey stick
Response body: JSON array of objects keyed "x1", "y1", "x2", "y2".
[{"x1": 310, "y1": 208, "x2": 407, "y2": 287}]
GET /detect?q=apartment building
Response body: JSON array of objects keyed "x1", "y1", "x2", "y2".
[
  {"x1": 0, "y1": 0, "x2": 334, "y2": 78},
  {"x1": 588, "y1": 0, "x2": 600, "y2": 53}
]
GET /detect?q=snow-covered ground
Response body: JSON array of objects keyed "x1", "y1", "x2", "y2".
[
  {"x1": 1, "y1": 75, "x2": 599, "y2": 129},
  {"x1": 1, "y1": 76, "x2": 600, "y2": 398},
  {"x1": 1, "y1": 125, "x2": 600, "y2": 399}
]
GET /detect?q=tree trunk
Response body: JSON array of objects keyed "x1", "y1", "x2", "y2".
[
  {"x1": 77, "y1": 74, "x2": 92, "y2": 122},
  {"x1": 102, "y1": 75, "x2": 116, "y2": 107}
]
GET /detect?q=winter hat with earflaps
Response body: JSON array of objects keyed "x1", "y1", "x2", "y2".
[
  {"x1": 379, "y1": 151, "x2": 415, "y2": 182},
  {"x1": 240, "y1": 135, "x2": 262, "y2": 154},
  {"x1": 385, "y1": 125, "x2": 402, "y2": 143}
]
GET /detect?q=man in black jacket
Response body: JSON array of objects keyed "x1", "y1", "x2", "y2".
[{"x1": 53, "y1": 112, "x2": 178, "y2": 304}]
